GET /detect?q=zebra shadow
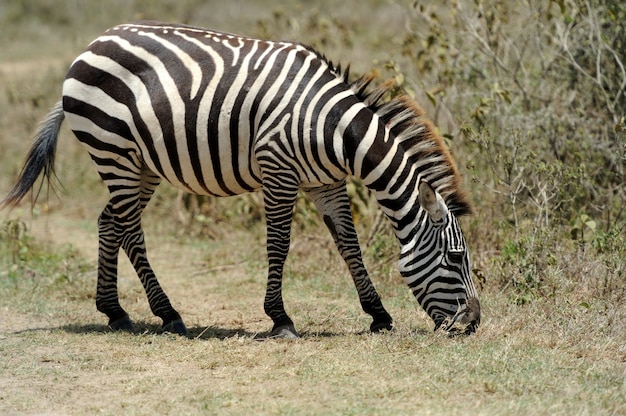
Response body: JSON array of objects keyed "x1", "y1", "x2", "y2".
[
  {"x1": 57, "y1": 322, "x2": 260, "y2": 340},
  {"x1": 58, "y1": 322, "x2": 382, "y2": 340},
  {"x1": 185, "y1": 326, "x2": 363, "y2": 340}
]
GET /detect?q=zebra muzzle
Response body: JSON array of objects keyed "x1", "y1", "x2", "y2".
[{"x1": 439, "y1": 296, "x2": 481, "y2": 335}]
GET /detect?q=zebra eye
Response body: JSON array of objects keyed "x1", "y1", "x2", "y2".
[{"x1": 447, "y1": 251, "x2": 464, "y2": 264}]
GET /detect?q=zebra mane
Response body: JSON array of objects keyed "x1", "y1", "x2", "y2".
[
  {"x1": 298, "y1": 45, "x2": 352, "y2": 84},
  {"x1": 291, "y1": 47, "x2": 471, "y2": 215},
  {"x1": 348, "y1": 72, "x2": 473, "y2": 217}
]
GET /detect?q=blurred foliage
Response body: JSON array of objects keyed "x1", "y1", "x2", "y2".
[
  {"x1": 0, "y1": 220, "x2": 31, "y2": 264},
  {"x1": 0, "y1": 220, "x2": 91, "y2": 299},
  {"x1": 402, "y1": 0, "x2": 624, "y2": 224}
]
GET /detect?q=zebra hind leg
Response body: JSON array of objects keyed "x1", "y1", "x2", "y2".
[
  {"x1": 97, "y1": 167, "x2": 187, "y2": 335},
  {"x1": 96, "y1": 202, "x2": 134, "y2": 331},
  {"x1": 305, "y1": 182, "x2": 393, "y2": 333},
  {"x1": 118, "y1": 216, "x2": 187, "y2": 335}
]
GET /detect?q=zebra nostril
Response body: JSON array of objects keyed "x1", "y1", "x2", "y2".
[
  {"x1": 433, "y1": 315, "x2": 445, "y2": 332},
  {"x1": 461, "y1": 297, "x2": 481, "y2": 335},
  {"x1": 460, "y1": 296, "x2": 481, "y2": 324},
  {"x1": 463, "y1": 320, "x2": 478, "y2": 335}
]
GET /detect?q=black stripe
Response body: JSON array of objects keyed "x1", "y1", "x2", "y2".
[
  {"x1": 91, "y1": 39, "x2": 185, "y2": 188},
  {"x1": 65, "y1": 57, "x2": 166, "y2": 178},
  {"x1": 227, "y1": 41, "x2": 272, "y2": 191},
  {"x1": 307, "y1": 81, "x2": 346, "y2": 181},
  {"x1": 294, "y1": 66, "x2": 338, "y2": 181},
  {"x1": 63, "y1": 96, "x2": 133, "y2": 144},
  {"x1": 322, "y1": 97, "x2": 352, "y2": 177}
]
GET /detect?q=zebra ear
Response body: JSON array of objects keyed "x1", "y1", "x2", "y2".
[{"x1": 418, "y1": 181, "x2": 448, "y2": 222}]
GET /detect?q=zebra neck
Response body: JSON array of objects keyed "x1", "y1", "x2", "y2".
[
  {"x1": 343, "y1": 109, "x2": 397, "y2": 188},
  {"x1": 375, "y1": 187, "x2": 426, "y2": 245},
  {"x1": 340, "y1": 111, "x2": 425, "y2": 237}
]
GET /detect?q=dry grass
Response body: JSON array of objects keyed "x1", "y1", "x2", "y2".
[{"x1": 1, "y1": 1, "x2": 625, "y2": 415}]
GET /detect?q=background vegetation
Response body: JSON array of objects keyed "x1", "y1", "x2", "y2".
[{"x1": 1, "y1": 0, "x2": 624, "y2": 414}]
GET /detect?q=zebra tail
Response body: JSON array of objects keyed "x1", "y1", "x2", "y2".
[{"x1": 1, "y1": 101, "x2": 65, "y2": 209}]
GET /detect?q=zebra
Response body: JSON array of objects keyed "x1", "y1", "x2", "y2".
[{"x1": 1, "y1": 21, "x2": 480, "y2": 337}]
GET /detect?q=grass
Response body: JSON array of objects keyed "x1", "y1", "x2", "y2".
[
  {"x1": 1, "y1": 213, "x2": 624, "y2": 415},
  {"x1": 1, "y1": 310, "x2": 624, "y2": 415},
  {"x1": 1, "y1": 0, "x2": 625, "y2": 414}
]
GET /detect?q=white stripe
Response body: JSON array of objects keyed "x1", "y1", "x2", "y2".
[
  {"x1": 255, "y1": 46, "x2": 305, "y2": 140},
  {"x1": 175, "y1": 31, "x2": 227, "y2": 195},
  {"x1": 139, "y1": 30, "x2": 203, "y2": 100},
  {"x1": 215, "y1": 38, "x2": 258, "y2": 192},
  {"x1": 332, "y1": 102, "x2": 366, "y2": 171},
  {"x1": 222, "y1": 37, "x2": 244, "y2": 67},
  {"x1": 300, "y1": 77, "x2": 346, "y2": 182},
  {"x1": 314, "y1": 88, "x2": 354, "y2": 181},
  {"x1": 291, "y1": 65, "x2": 334, "y2": 182},
  {"x1": 232, "y1": 40, "x2": 261, "y2": 190},
  {"x1": 352, "y1": 117, "x2": 381, "y2": 180},
  {"x1": 254, "y1": 42, "x2": 275, "y2": 70},
  {"x1": 361, "y1": 132, "x2": 400, "y2": 186}
]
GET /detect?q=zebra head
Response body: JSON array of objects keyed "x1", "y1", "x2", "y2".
[{"x1": 397, "y1": 181, "x2": 481, "y2": 335}]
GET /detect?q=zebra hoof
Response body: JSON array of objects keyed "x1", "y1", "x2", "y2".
[
  {"x1": 108, "y1": 316, "x2": 134, "y2": 332},
  {"x1": 162, "y1": 319, "x2": 188, "y2": 336},
  {"x1": 370, "y1": 320, "x2": 393, "y2": 333},
  {"x1": 271, "y1": 324, "x2": 299, "y2": 339}
]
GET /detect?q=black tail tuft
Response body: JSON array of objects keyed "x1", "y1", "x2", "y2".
[{"x1": 1, "y1": 101, "x2": 65, "y2": 209}]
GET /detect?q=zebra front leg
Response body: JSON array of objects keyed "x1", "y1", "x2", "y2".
[
  {"x1": 96, "y1": 203, "x2": 134, "y2": 331},
  {"x1": 262, "y1": 177, "x2": 300, "y2": 339},
  {"x1": 305, "y1": 182, "x2": 393, "y2": 333}
]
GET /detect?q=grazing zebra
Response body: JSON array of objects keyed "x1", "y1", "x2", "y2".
[{"x1": 1, "y1": 21, "x2": 480, "y2": 337}]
